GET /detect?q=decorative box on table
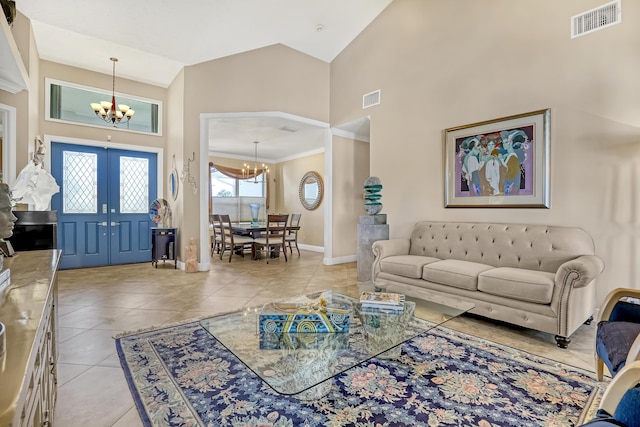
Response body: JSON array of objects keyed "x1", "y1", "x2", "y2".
[{"x1": 259, "y1": 301, "x2": 351, "y2": 334}]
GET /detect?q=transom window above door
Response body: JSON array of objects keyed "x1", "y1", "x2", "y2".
[{"x1": 45, "y1": 78, "x2": 162, "y2": 135}]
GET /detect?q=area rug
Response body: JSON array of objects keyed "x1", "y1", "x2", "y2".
[{"x1": 116, "y1": 319, "x2": 603, "y2": 427}]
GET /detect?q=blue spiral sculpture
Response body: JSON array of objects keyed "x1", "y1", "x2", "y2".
[{"x1": 363, "y1": 176, "x2": 383, "y2": 215}]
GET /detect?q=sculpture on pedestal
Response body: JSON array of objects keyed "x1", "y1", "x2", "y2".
[
  {"x1": 11, "y1": 137, "x2": 60, "y2": 211},
  {"x1": 358, "y1": 177, "x2": 389, "y2": 281},
  {"x1": 363, "y1": 176, "x2": 383, "y2": 215}
]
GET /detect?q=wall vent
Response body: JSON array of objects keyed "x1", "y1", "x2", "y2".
[
  {"x1": 571, "y1": 0, "x2": 621, "y2": 39},
  {"x1": 362, "y1": 90, "x2": 381, "y2": 109}
]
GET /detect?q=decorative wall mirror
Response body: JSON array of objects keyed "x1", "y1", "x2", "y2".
[{"x1": 299, "y1": 171, "x2": 323, "y2": 210}]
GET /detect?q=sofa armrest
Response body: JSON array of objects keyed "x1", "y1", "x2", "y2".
[
  {"x1": 371, "y1": 239, "x2": 410, "y2": 280},
  {"x1": 372, "y1": 239, "x2": 410, "y2": 259},
  {"x1": 554, "y1": 255, "x2": 605, "y2": 289}
]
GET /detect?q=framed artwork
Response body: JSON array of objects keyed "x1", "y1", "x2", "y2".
[
  {"x1": 169, "y1": 168, "x2": 179, "y2": 201},
  {"x1": 444, "y1": 109, "x2": 550, "y2": 208}
]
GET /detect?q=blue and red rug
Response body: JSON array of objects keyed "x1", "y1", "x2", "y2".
[{"x1": 116, "y1": 320, "x2": 602, "y2": 426}]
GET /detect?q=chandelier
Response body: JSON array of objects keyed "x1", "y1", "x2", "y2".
[
  {"x1": 242, "y1": 141, "x2": 269, "y2": 183},
  {"x1": 90, "y1": 57, "x2": 135, "y2": 127}
]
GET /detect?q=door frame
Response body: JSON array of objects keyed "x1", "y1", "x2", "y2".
[
  {"x1": 0, "y1": 103, "x2": 17, "y2": 188},
  {"x1": 199, "y1": 111, "x2": 331, "y2": 271},
  {"x1": 43, "y1": 133, "x2": 164, "y2": 213}
]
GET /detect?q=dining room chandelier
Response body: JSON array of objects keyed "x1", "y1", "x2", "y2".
[
  {"x1": 242, "y1": 141, "x2": 269, "y2": 183},
  {"x1": 90, "y1": 57, "x2": 135, "y2": 127}
]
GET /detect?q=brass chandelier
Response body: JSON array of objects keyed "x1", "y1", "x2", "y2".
[
  {"x1": 90, "y1": 57, "x2": 135, "y2": 127},
  {"x1": 242, "y1": 141, "x2": 269, "y2": 183}
]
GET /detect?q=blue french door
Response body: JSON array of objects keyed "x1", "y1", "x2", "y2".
[{"x1": 51, "y1": 142, "x2": 157, "y2": 269}]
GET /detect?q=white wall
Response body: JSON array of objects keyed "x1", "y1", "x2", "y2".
[{"x1": 330, "y1": 0, "x2": 640, "y2": 303}]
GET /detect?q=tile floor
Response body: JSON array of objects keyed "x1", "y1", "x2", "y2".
[{"x1": 53, "y1": 250, "x2": 599, "y2": 426}]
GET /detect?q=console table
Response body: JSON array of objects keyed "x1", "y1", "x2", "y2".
[
  {"x1": 151, "y1": 227, "x2": 177, "y2": 268},
  {"x1": 0, "y1": 249, "x2": 61, "y2": 427}
]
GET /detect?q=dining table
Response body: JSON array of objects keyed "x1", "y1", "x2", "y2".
[
  {"x1": 230, "y1": 222, "x2": 300, "y2": 259},
  {"x1": 231, "y1": 222, "x2": 300, "y2": 238}
]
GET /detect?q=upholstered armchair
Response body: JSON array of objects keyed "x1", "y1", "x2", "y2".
[
  {"x1": 595, "y1": 288, "x2": 640, "y2": 381},
  {"x1": 580, "y1": 360, "x2": 640, "y2": 427}
]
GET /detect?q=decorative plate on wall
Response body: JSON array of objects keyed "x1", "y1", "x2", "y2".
[
  {"x1": 149, "y1": 198, "x2": 170, "y2": 224},
  {"x1": 169, "y1": 168, "x2": 179, "y2": 201}
]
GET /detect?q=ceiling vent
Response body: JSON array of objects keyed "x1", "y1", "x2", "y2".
[
  {"x1": 571, "y1": 0, "x2": 621, "y2": 39},
  {"x1": 362, "y1": 90, "x2": 381, "y2": 109}
]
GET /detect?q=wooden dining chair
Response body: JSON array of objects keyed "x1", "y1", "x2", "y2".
[
  {"x1": 210, "y1": 214, "x2": 224, "y2": 256},
  {"x1": 218, "y1": 214, "x2": 254, "y2": 262},
  {"x1": 285, "y1": 213, "x2": 301, "y2": 256},
  {"x1": 253, "y1": 214, "x2": 289, "y2": 264}
]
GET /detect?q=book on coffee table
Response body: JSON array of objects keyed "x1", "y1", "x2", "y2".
[
  {"x1": 359, "y1": 291, "x2": 405, "y2": 310},
  {"x1": 358, "y1": 304, "x2": 404, "y2": 316}
]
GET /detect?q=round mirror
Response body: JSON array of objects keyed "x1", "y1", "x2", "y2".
[{"x1": 299, "y1": 171, "x2": 323, "y2": 210}]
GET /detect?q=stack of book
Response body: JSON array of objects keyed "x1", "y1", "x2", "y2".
[{"x1": 359, "y1": 291, "x2": 405, "y2": 314}]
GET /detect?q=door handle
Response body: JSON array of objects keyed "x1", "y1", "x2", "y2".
[
  {"x1": 111, "y1": 222, "x2": 120, "y2": 226},
  {"x1": 99, "y1": 222, "x2": 108, "y2": 226}
]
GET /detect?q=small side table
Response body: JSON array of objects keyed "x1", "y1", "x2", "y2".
[{"x1": 151, "y1": 227, "x2": 177, "y2": 268}]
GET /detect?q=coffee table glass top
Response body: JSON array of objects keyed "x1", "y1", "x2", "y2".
[{"x1": 199, "y1": 290, "x2": 474, "y2": 397}]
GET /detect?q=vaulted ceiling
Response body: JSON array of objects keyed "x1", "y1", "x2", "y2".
[
  {"x1": 17, "y1": 0, "x2": 393, "y2": 87},
  {"x1": 15, "y1": 1, "x2": 387, "y2": 159}
]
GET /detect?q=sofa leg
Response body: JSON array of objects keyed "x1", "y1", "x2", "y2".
[
  {"x1": 555, "y1": 335, "x2": 571, "y2": 349},
  {"x1": 584, "y1": 315, "x2": 594, "y2": 325}
]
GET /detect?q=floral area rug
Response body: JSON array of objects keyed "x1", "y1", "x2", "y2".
[{"x1": 115, "y1": 319, "x2": 602, "y2": 427}]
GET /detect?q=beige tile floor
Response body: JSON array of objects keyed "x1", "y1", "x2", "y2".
[{"x1": 53, "y1": 249, "x2": 599, "y2": 426}]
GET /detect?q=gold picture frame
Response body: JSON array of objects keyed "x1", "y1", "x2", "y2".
[{"x1": 444, "y1": 109, "x2": 550, "y2": 208}]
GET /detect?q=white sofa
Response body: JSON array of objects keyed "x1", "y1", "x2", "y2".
[{"x1": 372, "y1": 221, "x2": 605, "y2": 348}]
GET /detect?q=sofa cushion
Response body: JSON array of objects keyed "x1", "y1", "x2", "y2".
[
  {"x1": 422, "y1": 259, "x2": 494, "y2": 291},
  {"x1": 380, "y1": 255, "x2": 440, "y2": 279},
  {"x1": 478, "y1": 267, "x2": 555, "y2": 304}
]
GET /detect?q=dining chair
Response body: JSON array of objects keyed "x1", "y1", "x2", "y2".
[
  {"x1": 253, "y1": 214, "x2": 289, "y2": 264},
  {"x1": 210, "y1": 214, "x2": 223, "y2": 256},
  {"x1": 285, "y1": 213, "x2": 301, "y2": 256},
  {"x1": 218, "y1": 214, "x2": 254, "y2": 262}
]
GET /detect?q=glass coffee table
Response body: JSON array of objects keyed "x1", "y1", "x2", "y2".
[{"x1": 199, "y1": 290, "x2": 474, "y2": 399}]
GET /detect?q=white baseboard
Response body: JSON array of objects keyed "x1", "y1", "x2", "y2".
[
  {"x1": 298, "y1": 244, "x2": 324, "y2": 253},
  {"x1": 323, "y1": 254, "x2": 357, "y2": 265}
]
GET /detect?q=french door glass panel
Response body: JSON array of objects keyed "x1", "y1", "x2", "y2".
[
  {"x1": 120, "y1": 156, "x2": 149, "y2": 214},
  {"x1": 62, "y1": 151, "x2": 98, "y2": 213}
]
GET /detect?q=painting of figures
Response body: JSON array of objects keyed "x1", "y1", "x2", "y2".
[{"x1": 444, "y1": 109, "x2": 550, "y2": 208}]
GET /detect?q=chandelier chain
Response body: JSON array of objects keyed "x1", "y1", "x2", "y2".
[{"x1": 243, "y1": 141, "x2": 269, "y2": 184}]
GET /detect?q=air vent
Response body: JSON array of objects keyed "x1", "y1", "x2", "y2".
[
  {"x1": 571, "y1": 0, "x2": 621, "y2": 39},
  {"x1": 362, "y1": 90, "x2": 381, "y2": 109}
]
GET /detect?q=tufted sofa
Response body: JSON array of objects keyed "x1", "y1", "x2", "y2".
[{"x1": 371, "y1": 221, "x2": 605, "y2": 348}]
